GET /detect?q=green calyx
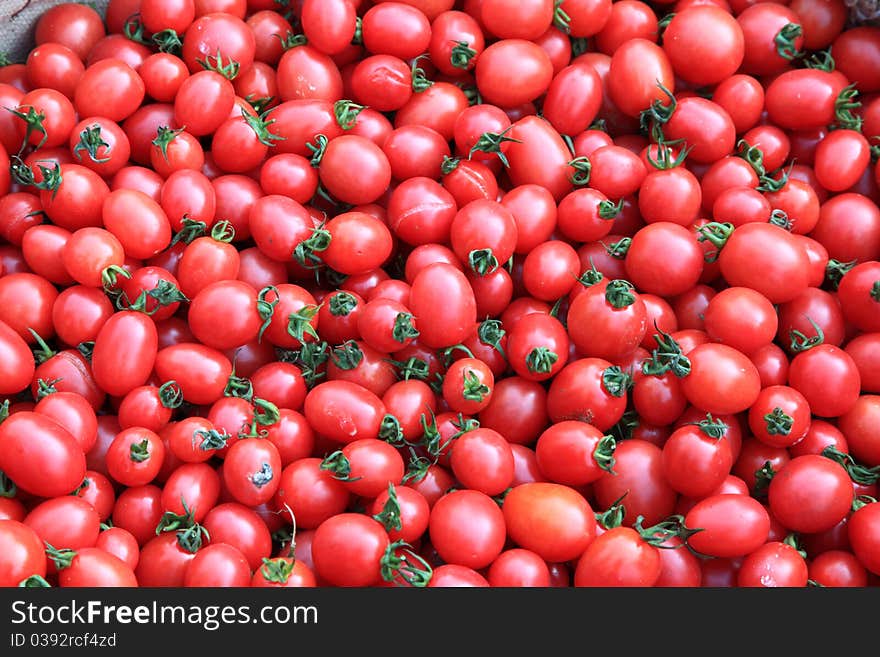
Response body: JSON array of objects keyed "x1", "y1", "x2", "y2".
[
  {"x1": 0, "y1": 470, "x2": 16, "y2": 498},
  {"x1": 526, "y1": 346, "x2": 558, "y2": 374},
  {"x1": 333, "y1": 99, "x2": 366, "y2": 130},
  {"x1": 155, "y1": 500, "x2": 210, "y2": 554},
  {"x1": 553, "y1": 0, "x2": 571, "y2": 32},
  {"x1": 7, "y1": 105, "x2": 48, "y2": 152},
  {"x1": 693, "y1": 413, "x2": 729, "y2": 440},
  {"x1": 825, "y1": 258, "x2": 856, "y2": 290},
  {"x1": 634, "y1": 514, "x2": 702, "y2": 548},
  {"x1": 44, "y1": 542, "x2": 76, "y2": 570},
  {"x1": 117, "y1": 279, "x2": 188, "y2": 315},
  {"x1": 224, "y1": 370, "x2": 254, "y2": 400},
  {"x1": 372, "y1": 483, "x2": 403, "y2": 532},
  {"x1": 329, "y1": 291, "x2": 358, "y2": 317},
  {"x1": 764, "y1": 407, "x2": 793, "y2": 436},
  {"x1": 197, "y1": 48, "x2": 240, "y2": 80},
  {"x1": 603, "y1": 237, "x2": 631, "y2": 259},
  {"x1": 293, "y1": 223, "x2": 332, "y2": 269},
  {"x1": 168, "y1": 217, "x2": 207, "y2": 248},
  {"x1": 259, "y1": 557, "x2": 294, "y2": 584},
  {"x1": 35, "y1": 377, "x2": 61, "y2": 401},
  {"x1": 151, "y1": 125, "x2": 184, "y2": 163},
  {"x1": 380, "y1": 541, "x2": 433, "y2": 587},
  {"x1": 286, "y1": 305, "x2": 321, "y2": 344},
  {"x1": 834, "y1": 83, "x2": 863, "y2": 132},
  {"x1": 774, "y1": 23, "x2": 803, "y2": 61},
  {"x1": 593, "y1": 434, "x2": 617, "y2": 474},
  {"x1": 392, "y1": 312, "x2": 420, "y2": 344},
  {"x1": 646, "y1": 139, "x2": 691, "y2": 170},
  {"x1": 641, "y1": 327, "x2": 691, "y2": 378},
  {"x1": 696, "y1": 222, "x2": 734, "y2": 263},
  {"x1": 753, "y1": 461, "x2": 776, "y2": 497},
  {"x1": 822, "y1": 446, "x2": 880, "y2": 485},
  {"x1": 330, "y1": 340, "x2": 363, "y2": 371},
  {"x1": 639, "y1": 83, "x2": 677, "y2": 142},
  {"x1": 468, "y1": 248, "x2": 499, "y2": 276},
  {"x1": 477, "y1": 319, "x2": 506, "y2": 357},
  {"x1": 411, "y1": 56, "x2": 434, "y2": 92},
  {"x1": 601, "y1": 366, "x2": 632, "y2": 398},
  {"x1": 243, "y1": 106, "x2": 285, "y2": 147},
  {"x1": 450, "y1": 41, "x2": 477, "y2": 70},
  {"x1": 129, "y1": 439, "x2": 151, "y2": 463},
  {"x1": 736, "y1": 138, "x2": 766, "y2": 177},
  {"x1": 320, "y1": 450, "x2": 360, "y2": 482},
  {"x1": 789, "y1": 317, "x2": 825, "y2": 353},
  {"x1": 194, "y1": 428, "x2": 229, "y2": 452},
  {"x1": 386, "y1": 356, "x2": 430, "y2": 382},
  {"x1": 72, "y1": 124, "x2": 110, "y2": 163},
  {"x1": 598, "y1": 199, "x2": 624, "y2": 219},
  {"x1": 462, "y1": 370, "x2": 490, "y2": 402},
  {"x1": 256, "y1": 286, "x2": 280, "y2": 343},
  {"x1": 604, "y1": 279, "x2": 636, "y2": 309},
  {"x1": 152, "y1": 28, "x2": 182, "y2": 54},
  {"x1": 379, "y1": 414, "x2": 406, "y2": 447},
  {"x1": 567, "y1": 155, "x2": 592, "y2": 186},
  {"x1": 307, "y1": 134, "x2": 329, "y2": 167},
  {"x1": 468, "y1": 126, "x2": 521, "y2": 168}
]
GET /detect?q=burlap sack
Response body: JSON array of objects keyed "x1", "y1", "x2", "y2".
[{"x1": 0, "y1": 0, "x2": 111, "y2": 63}]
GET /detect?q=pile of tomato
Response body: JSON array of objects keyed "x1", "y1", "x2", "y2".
[{"x1": 0, "y1": 0, "x2": 879, "y2": 588}]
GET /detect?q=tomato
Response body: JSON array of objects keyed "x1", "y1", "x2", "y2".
[
  {"x1": 91, "y1": 311, "x2": 158, "y2": 398},
  {"x1": 370, "y1": 485, "x2": 431, "y2": 545},
  {"x1": 848, "y1": 502, "x2": 880, "y2": 575},
  {"x1": 764, "y1": 69, "x2": 844, "y2": 131},
  {"x1": 161, "y1": 463, "x2": 220, "y2": 522},
  {"x1": 833, "y1": 26, "x2": 880, "y2": 94},
  {"x1": 476, "y1": 39, "x2": 553, "y2": 108},
  {"x1": 429, "y1": 10, "x2": 485, "y2": 76},
  {"x1": 409, "y1": 263, "x2": 476, "y2": 348},
  {"x1": 839, "y1": 396, "x2": 880, "y2": 466},
  {"x1": 665, "y1": 98, "x2": 736, "y2": 165},
  {"x1": 812, "y1": 193, "x2": 880, "y2": 264},
  {"x1": 664, "y1": 7, "x2": 744, "y2": 85},
  {"x1": 815, "y1": 130, "x2": 871, "y2": 193},
  {"x1": 181, "y1": 12, "x2": 255, "y2": 75},
  {"x1": 274, "y1": 458, "x2": 350, "y2": 530},
  {"x1": 662, "y1": 419, "x2": 734, "y2": 499},
  {"x1": 737, "y1": 542, "x2": 808, "y2": 588},
  {"x1": 574, "y1": 526, "x2": 663, "y2": 587},
  {"x1": 74, "y1": 60, "x2": 144, "y2": 124},
  {"x1": 184, "y1": 543, "x2": 251, "y2": 587},
  {"x1": 0, "y1": 412, "x2": 86, "y2": 498},
  {"x1": 106, "y1": 427, "x2": 165, "y2": 487},
  {"x1": 703, "y1": 287, "x2": 777, "y2": 356},
  {"x1": 808, "y1": 550, "x2": 868, "y2": 588},
  {"x1": 312, "y1": 514, "x2": 394, "y2": 587},
  {"x1": 546, "y1": 357, "x2": 627, "y2": 431},
  {"x1": 34, "y1": 391, "x2": 97, "y2": 453},
  {"x1": 135, "y1": 532, "x2": 198, "y2": 587},
  {"x1": 0, "y1": 319, "x2": 35, "y2": 395},
  {"x1": 95, "y1": 527, "x2": 140, "y2": 571},
  {"x1": 252, "y1": 557, "x2": 316, "y2": 587},
  {"x1": 322, "y1": 211, "x2": 394, "y2": 275},
  {"x1": 788, "y1": 345, "x2": 860, "y2": 419},
  {"x1": 430, "y1": 489, "x2": 506, "y2": 569},
  {"x1": 450, "y1": 428, "x2": 514, "y2": 496},
  {"x1": 203, "y1": 503, "x2": 272, "y2": 571},
  {"x1": 768, "y1": 455, "x2": 852, "y2": 534},
  {"x1": 607, "y1": 39, "x2": 674, "y2": 118},
  {"x1": 316, "y1": 136, "x2": 391, "y2": 206},
  {"x1": 542, "y1": 62, "x2": 602, "y2": 137},
  {"x1": 486, "y1": 548, "x2": 551, "y2": 587},
  {"x1": 302, "y1": 0, "x2": 358, "y2": 55},
  {"x1": 685, "y1": 495, "x2": 770, "y2": 557},
  {"x1": 838, "y1": 262, "x2": 880, "y2": 332},
  {"x1": 624, "y1": 222, "x2": 704, "y2": 297},
  {"x1": 14, "y1": 87, "x2": 77, "y2": 149},
  {"x1": 535, "y1": 421, "x2": 616, "y2": 486},
  {"x1": 428, "y1": 564, "x2": 489, "y2": 587},
  {"x1": 303, "y1": 380, "x2": 386, "y2": 444},
  {"x1": 277, "y1": 44, "x2": 343, "y2": 102},
  {"x1": 505, "y1": 116, "x2": 573, "y2": 201},
  {"x1": 0, "y1": 519, "x2": 47, "y2": 586},
  {"x1": 154, "y1": 343, "x2": 233, "y2": 405},
  {"x1": 568, "y1": 279, "x2": 647, "y2": 361}
]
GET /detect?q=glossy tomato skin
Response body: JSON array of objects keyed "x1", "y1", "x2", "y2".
[
  {"x1": 574, "y1": 527, "x2": 662, "y2": 587},
  {"x1": 737, "y1": 542, "x2": 808, "y2": 588},
  {"x1": 848, "y1": 502, "x2": 880, "y2": 575},
  {"x1": 273, "y1": 458, "x2": 350, "y2": 530},
  {"x1": 503, "y1": 483, "x2": 596, "y2": 563},
  {"x1": 808, "y1": 550, "x2": 868, "y2": 587},
  {"x1": 312, "y1": 514, "x2": 390, "y2": 587},
  {"x1": 663, "y1": 7, "x2": 744, "y2": 85},
  {"x1": 154, "y1": 343, "x2": 233, "y2": 406},
  {"x1": 430, "y1": 489, "x2": 506, "y2": 570},
  {"x1": 768, "y1": 456, "x2": 852, "y2": 534},
  {"x1": 546, "y1": 357, "x2": 627, "y2": 432},
  {"x1": 0, "y1": 412, "x2": 86, "y2": 498},
  {"x1": 608, "y1": 39, "x2": 674, "y2": 118},
  {"x1": 788, "y1": 345, "x2": 860, "y2": 419},
  {"x1": 409, "y1": 263, "x2": 476, "y2": 349},
  {"x1": 0, "y1": 319, "x2": 35, "y2": 395},
  {"x1": 685, "y1": 495, "x2": 770, "y2": 558},
  {"x1": 506, "y1": 116, "x2": 574, "y2": 201}
]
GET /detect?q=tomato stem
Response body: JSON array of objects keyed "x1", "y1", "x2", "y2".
[
  {"x1": 123, "y1": 14, "x2": 149, "y2": 45},
  {"x1": 351, "y1": 17, "x2": 362, "y2": 45},
  {"x1": 871, "y1": 281, "x2": 880, "y2": 302},
  {"x1": 598, "y1": 199, "x2": 624, "y2": 219},
  {"x1": 392, "y1": 312, "x2": 420, "y2": 344},
  {"x1": 44, "y1": 542, "x2": 76, "y2": 570},
  {"x1": 477, "y1": 319, "x2": 506, "y2": 357},
  {"x1": 260, "y1": 557, "x2": 294, "y2": 584},
  {"x1": 642, "y1": 327, "x2": 691, "y2": 378},
  {"x1": 320, "y1": 450, "x2": 360, "y2": 482},
  {"x1": 753, "y1": 461, "x2": 776, "y2": 497},
  {"x1": 129, "y1": 439, "x2": 151, "y2": 463},
  {"x1": 194, "y1": 428, "x2": 229, "y2": 451},
  {"x1": 380, "y1": 541, "x2": 433, "y2": 587},
  {"x1": 385, "y1": 356, "x2": 430, "y2": 381},
  {"x1": 450, "y1": 41, "x2": 477, "y2": 70},
  {"x1": 462, "y1": 370, "x2": 490, "y2": 402},
  {"x1": 526, "y1": 346, "x2": 558, "y2": 374},
  {"x1": 72, "y1": 124, "x2": 111, "y2": 163},
  {"x1": 634, "y1": 515, "x2": 702, "y2": 547},
  {"x1": 821, "y1": 446, "x2": 880, "y2": 485},
  {"x1": 610, "y1": 410, "x2": 640, "y2": 442},
  {"x1": 638, "y1": 82, "x2": 676, "y2": 142},
  {"x1": 691, "y1": 413, "x2": 729, "y2": 440},
  {"x1": 440, "y1": 156, "x2": 460, "y2": 175},
  {"x1": 333, "y1": 99, "x2": 366, "y2": 130},
  {"x1": 604, "y1": 279, "x2": 636, "y2": 308},
  {"x1": 28, "y1": 329, "x2": 56, "y2": 364},
  {"x1": 18, "y1": 575, "x2": 51, "y2": 588},
  {"x1": 804, "y1": 48, "x2": 835, "y2": 72},
  {"x1": 783, "y1": 532, "x2": 808, "y2": 559},
  {"x1": 373, "y1": 483, "x2": 403, "y2": 532},
  {"x1": 197, "y1": 48, "x2": 240, "y2": 80},
  {"x1": 834, "y1": 83, "x2": 863, "y2": 132},
  {"x1": 764, "y1": 407, "x2": 794, "y2": 436},
  {"x1": 306, "y1": 134, "x2": 329, "y2": 167},
  {"x1": 411, "y1": 55, "x2": 434, "y2": 92},
  {"x1": 0, "y1": 469, "x2": 16, "y2": 498},
  {"x1": 167, "y1": 216, "x2": 207, "y2": 248},
  {"x1": 468, "y1": 248, "x2": 499, "y2": 276},
  {"x1": 256, "y1": 286, "x2": 280, "y2": 342},
  {"x1": 379, "y1": 414, "x2": 406, "y2": 447},
  {"x1": 789, "y1": 316, "x2": 825, "y2": 352},
  {"x1": 774, "y1": 22, "x2": 804, "y2": 61},
  {"x1": 328, "y1": 292, "x2": 357, "y2": 317},
  {"x1": 853, "y1": 495, "x2": 877, "y2": 512},
  {"x1": 825, "y1": 258, "x2": 857, "y2": 290},
  {"x1": 769, "y1": 209, "x2": 792, "y2": 231},
  {"x1": 7, "y1": 105, "x2": 48, "y2": 153},
  {"x1": 224, "y1": 370, "x2": 254, "y2": 400},
  {"x1": 602, "y1": 237, "x2": 631, "y2": 259},
  {"x1": 595, "y1": 494, "x2": 628, "y2": 530},
  {"x1": 468, "y1": 125, "x2": 521, "y2": 168},
  {"x1": 402, "y1": 448, "x2": 434, "y2": 484},
  {"x1": 567, "y1": 156, "x2": 592, "y2": 186},
  {"x1": 253, "y1": 398, "x2": 280, "y2": 427},
  {"x1": 646, "y1": 139, "x2": 691, "y2": 170},
  {"x1": 152, "y1": 28, "x2": 182, "y2": 55},
  {"x1": 243, "y1": 106, "x2": 285, "y2": 147},
  {"x1": 151, "y1": 125, "x2": 184, "y2": 163},
  {"x1": 35, "y1": 377, "x2": 61, "y2": 401},
  {"x1": 601, "y1": 365, "x2": 632, "y2": 398},
  {"x1": 287, "y1": 305, "x2": 321, "y2": 344},
  {"x1": 330, "y1": 339, "x2": 363, "y2": 370},
  {"x1": 593, "y1": 435, "x2": 617, "y2": 474},
  {"x1": 695, "y1": 221, "x2": 733, "y2": 263}
]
